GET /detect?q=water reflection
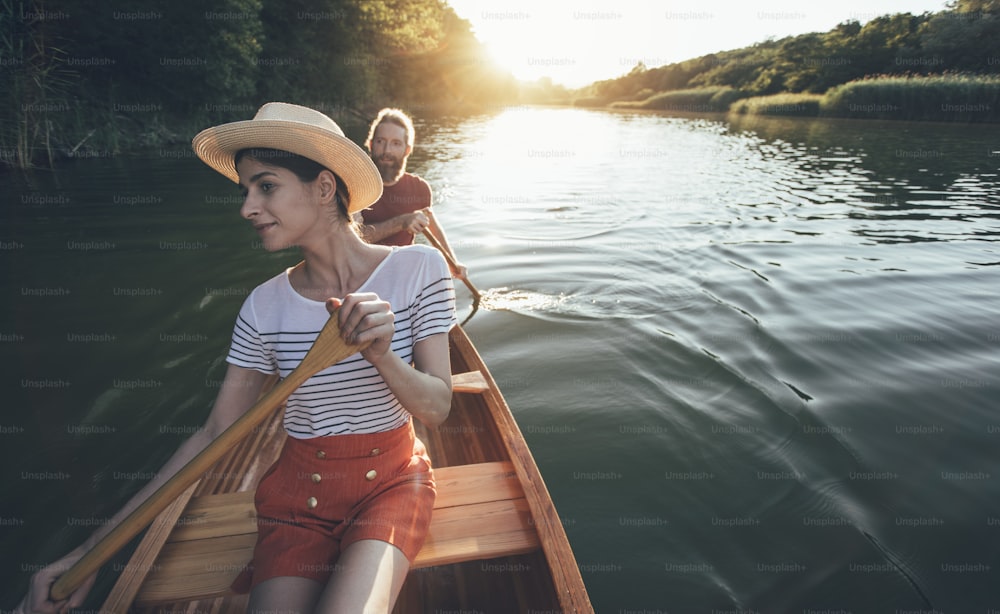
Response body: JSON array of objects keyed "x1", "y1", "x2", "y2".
[{"x1": 708, "y1": 114, "x2": 1000, "y2": 246}]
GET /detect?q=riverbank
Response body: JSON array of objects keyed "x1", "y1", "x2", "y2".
[
  {"x1": 587, "y1": 75, "x2": 1000, "y2": 123},
  {"x1": 0, "y1": 105, "x2": 212, "y2": 172},
  {"x1": 0, "y1": 98, "x2": 519, "y2": 172}
]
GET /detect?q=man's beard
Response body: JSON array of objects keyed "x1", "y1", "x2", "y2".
[{"x1": 374, "y1": 154, "x2": 404, "y2": 183}]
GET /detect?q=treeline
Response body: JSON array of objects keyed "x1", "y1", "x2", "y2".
[
  {"x1": 575, "y1": 0, "x2": 1000, "y2": 121},
  {"x1": 1, "y1": 0, "x2": 518, "y2": 168}
]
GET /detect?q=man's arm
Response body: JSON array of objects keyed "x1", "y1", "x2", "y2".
[
  {"x1": 354, "y1": 210, "x2": 429, "y2": 244},
  {"x1": 424, "y1": 209, "x2": 468, "y2": 280}
]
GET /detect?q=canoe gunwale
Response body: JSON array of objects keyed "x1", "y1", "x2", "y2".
[{"x1": 446, "y1": 326, "x2": 592, "y2": 612}]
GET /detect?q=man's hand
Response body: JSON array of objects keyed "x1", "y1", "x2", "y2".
[{"x1": 401, "y1": 210, "x2": 430, "y2": 235}]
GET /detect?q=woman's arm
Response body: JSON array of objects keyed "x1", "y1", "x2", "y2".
[
  {"x1": 18, "y1": 365, "x2": 270, "y2": 613},
  {"x1": 330, "y1": 296, "x2": 452, "y2": 427},
  {"x1": 369, "y1": 332, "x2": 452, "y2": 427}
]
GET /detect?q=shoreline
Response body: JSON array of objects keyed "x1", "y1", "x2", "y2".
[{"x1": 580, "y1": 75, "x2": 1000, "y2": 124}]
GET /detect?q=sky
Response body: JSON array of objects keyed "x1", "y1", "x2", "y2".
[{"x1": 446, "y1": 0, "x2": 951, "y2": 88}]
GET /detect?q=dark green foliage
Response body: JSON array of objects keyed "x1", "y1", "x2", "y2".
[
  {"x1": 0, "y1": 0, "x2": 514, "y2": 168},
  {"x1": 254, "y1": 0, "x2": 369, "y2": 112},
  {"x1": 1, "y1": 0, "x2": 80, "y2": 166},
  {"x1": 1, "y1": 0, "x2": 266, "y2": 163}
]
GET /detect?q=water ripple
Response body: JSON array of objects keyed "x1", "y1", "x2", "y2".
[{"x1": 6, "y1": 107, "x2": 999, "y2": 612}]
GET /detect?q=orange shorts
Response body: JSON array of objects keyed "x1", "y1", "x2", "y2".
[{"x1": 231, "y1": 421, "x2": 436, "y2": 593}]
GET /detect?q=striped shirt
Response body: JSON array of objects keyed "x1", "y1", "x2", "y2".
[{"x1": 227, "y1": 245, "x2": 456, "y2": 438}]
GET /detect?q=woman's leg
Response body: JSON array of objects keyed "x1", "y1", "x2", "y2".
[
  {"x1": 314, "y1": 539, "x2": 410, "y2": 614},
  {"x1": 248, "y1": 575, "x2": 324, "y2": 614}
]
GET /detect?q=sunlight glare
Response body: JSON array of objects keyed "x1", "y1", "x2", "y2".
[
  {"x1": 480, "y1": 287, "x2": 570, "y2": 313},
  {"x1": 447, "y1": 0, "x2": 722, "y2": 87},
  {"x1": 448, "y1": 0, "x2": 951, "y2": 87},
  {"x1": 461, "y1": 107, "x2": 566, "y2": 227},
  {"x1": 479, "y1": 234, "x2": 507, "y2": 249}
]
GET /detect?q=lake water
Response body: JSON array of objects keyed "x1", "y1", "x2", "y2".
[{"x1": 2, "y1": 106, "x2": 999, "y2": 612}]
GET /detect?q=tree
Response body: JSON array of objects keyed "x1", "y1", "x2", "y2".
[
  {"x1": 362, "y1": 1, "x2": 517, "y2": 110},
  {"x1": 0, "y1": 0, "x2": 518, "y2": 167},
  {"x1": 255, "y1": 0, "x2": 372, "y2": 112},
  {"x1": 920, "y1": 5, "x2": 1000, "y2": 71}
]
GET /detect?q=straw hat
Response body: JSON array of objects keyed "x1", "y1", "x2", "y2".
[{"x1": 192, "y1": 102, "x2": 382, "y2": 213}]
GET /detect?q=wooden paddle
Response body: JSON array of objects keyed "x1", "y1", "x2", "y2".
[
  {"x1": 50, "y1": 312, "x2": 369, "y2": 601},
  {"x1": 422, "y1": 230, "x2": 481, "y2": 318}
]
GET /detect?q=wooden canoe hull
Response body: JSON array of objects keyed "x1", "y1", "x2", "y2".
[{"x1": 102, "y1": 326, "x2": 592, "y2": 613}]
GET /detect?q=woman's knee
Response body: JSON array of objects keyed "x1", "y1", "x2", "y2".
[
  {"x1": 248, "y1": 575, "x2": 324, "y2": 614},
  {"x1": 316, "y1": 540, "x2": 410, "y2": 613}
]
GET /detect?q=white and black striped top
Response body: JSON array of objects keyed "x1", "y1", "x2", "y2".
[{"x1": 227, "y1": 245, "x2": 456, "y2": 438}]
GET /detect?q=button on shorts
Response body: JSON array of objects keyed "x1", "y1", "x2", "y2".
[{"x1": 231, "y1": 421, "x2": 435, "y2": 592}]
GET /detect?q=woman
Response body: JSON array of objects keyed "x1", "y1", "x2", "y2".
[{"x1": 20, "y1": 102, "x2": 456, "y2": 613}]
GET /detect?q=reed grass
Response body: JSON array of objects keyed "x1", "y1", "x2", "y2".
[
  {"x1": 820, "y1": 74, "x2": 1000, "y2": 122},
  {"x1": 0, "y1": 0, "x2": 77, "y2": 168},
  {"x1": 730, "y1": 93, "x2": 823, "y2": 117},
  {"x1": 597, "y1": 75, "x2": 999, "y2": 124},
  {"x1": 610, "y1": 86, "x2": 745, "y2": 113}
]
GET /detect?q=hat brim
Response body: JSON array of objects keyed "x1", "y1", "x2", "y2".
[{"x1": 192, "y1": 119, "x2": 382, "y2": 214}]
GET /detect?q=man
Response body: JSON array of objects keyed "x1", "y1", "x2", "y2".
[{"x1": 357, "y1": 108, "x2": 468, "y2": 279}]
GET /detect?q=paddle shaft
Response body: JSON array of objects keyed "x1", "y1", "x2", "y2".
[
  {"x1": 422, "y1": 230, "x2": 481, "y2": 301},
  {"x1": 50, "y1": 314, "x2": 366, "y2": 601}
]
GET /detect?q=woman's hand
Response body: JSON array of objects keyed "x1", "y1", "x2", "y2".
[
  {"x1": 327, "y1": 294, "x2": 395, "y2": 365},
  {"x1": 17, "y1": 549, "x2": 96, "y2": 614}
]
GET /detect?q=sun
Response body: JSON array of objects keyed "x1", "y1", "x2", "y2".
[
  {"x1": 448, "y1": 0, "x2": 660, "y2": 88},
  {"x1": 446, "y1": 0, "x2": 701, "y2": 89}
]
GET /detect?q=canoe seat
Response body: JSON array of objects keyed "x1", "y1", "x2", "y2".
[
  {"x1": 450, "y1": 369, "x2": 489, "y2": 393},
  {"x1": 133, "y1": 460, "x2": 540, "y2": 606}
]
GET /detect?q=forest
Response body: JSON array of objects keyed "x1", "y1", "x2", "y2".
[
  {"x1": 2, "y1": 0, "x2": 999, "y2": 168},
  {"x1": 573, "y1": 0, "x2": 1000, "y2": 122},
  {"x1": 1, "y1": 0, "x2": 518, "y2": 167}
]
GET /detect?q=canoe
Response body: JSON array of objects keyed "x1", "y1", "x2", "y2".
[{"x1": 100, "y1": 325, "x2": 593, "y2": 613}]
